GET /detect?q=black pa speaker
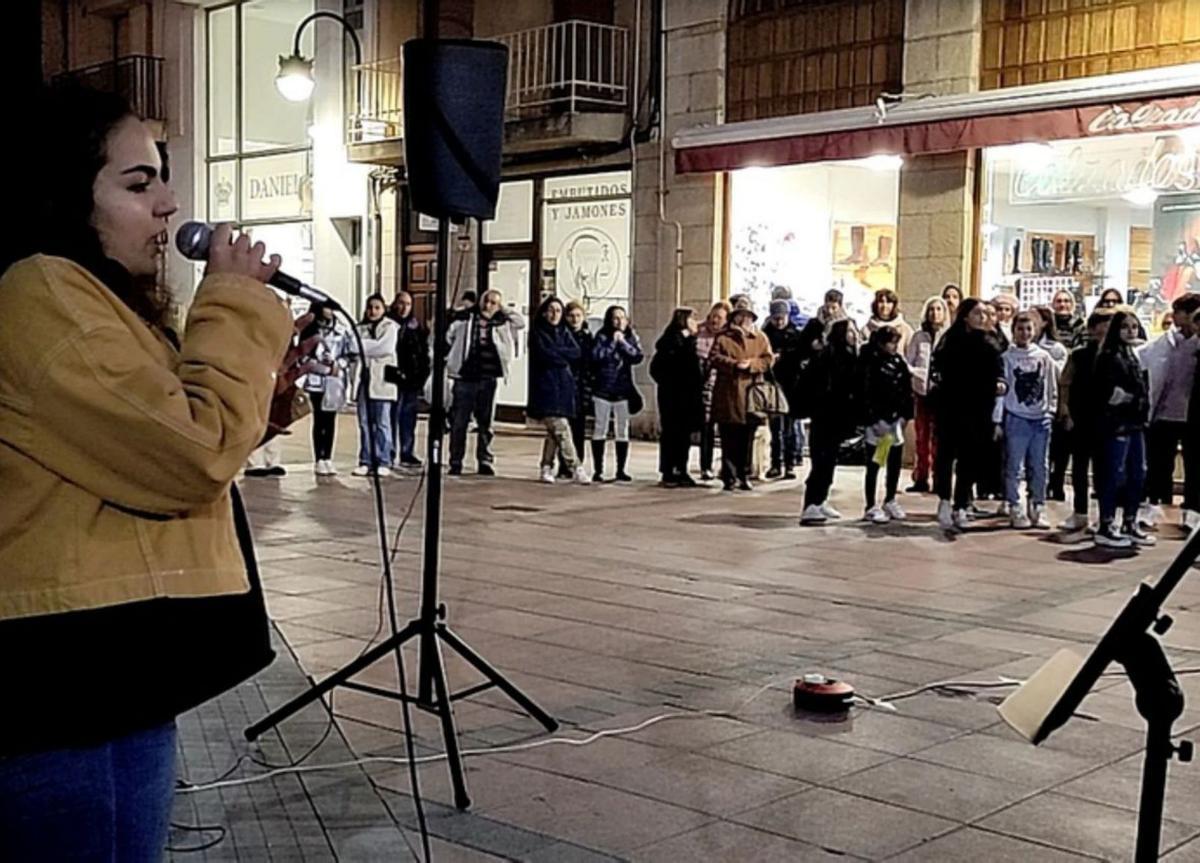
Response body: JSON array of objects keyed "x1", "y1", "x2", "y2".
[{"x1": 402, "y1": 39, "x2": 508, "y2": 221}]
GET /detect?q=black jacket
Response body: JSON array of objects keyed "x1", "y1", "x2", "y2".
[
  {"x1": 808, "y1": 342, "x2": 859, "y2": 436},
  {"x1": 1093, "y1": 346, "x2": 1150, "y2": 435},
  {"x1": 390, "y1": 314, "x2": 431, "y2": 392},
  {"x1": 930, "y1": 327, "x2": 1004, "y2": 421},
  {"x1": 1066, "y1": 341, "x2": 1100, "y2": 429},
  {"x1": 860, "y1": 344, "x2": 914, "y2": 426},
  {"x1": 651, "y1": 328, "x2": 705, "y2": 430},
  {"x1": 527, "y1": 319, "x2": 581, "y2": 420},
  {"x1": 567, "y1": 325, "x2": 594, "y2": 417},
  {"x1": 764, "y1": 321, "x2": 804, "y2": 392}
]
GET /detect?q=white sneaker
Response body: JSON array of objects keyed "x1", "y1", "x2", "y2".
[
  {"x1": 865, "y1": 505, "x2": 890, "y2": 524},
  {"x1": 952, "y1": 508, "x2": 971, "y2": 530},
  {"x1": 1184, "y1": 509, "x2": 1200, "y2": 531},
  {"x1": 1029, "y1": 505, "x2": 1051, "y2": 530},
  {"x1": 540, "y1": 466, "x2": 556, "y2": 484},
  {"x1": 573, "y1": 466, "x2": 592, "y2": 485},
  {"x1": 351, "y1": 465, "x2": 370, "y2": 477},
  {"x1": 376, "y1": 466, "x2": 392, "y2": 478},
  {"x1": 800, "y1": 504, "x2": 828, "y2": 525},
  {"x1": 324, "y1": 460, "x2": 339, "y2": 475},
  {"x1": 313, "y1": 460, "x2": 325, "y2": 474},
  {"x1": 1061, "y1": 511, "x2": 1090, "y2": 531},
  {"x1": 1095, "y1": 523, "x2": 1133, "y2": 549},
  {"x1": 1010, "y1": 510, "x2": 1032, "y2": 530},
  {"x1": 1124, "y1": 522, "x2": 1158, "y2": 546},
  {"x1": 936, "y1": 500, "x2": 954, "y2": 529},
  {"x1": 883, "y1": 500, "x2": 906, "y2": 521},
  {"x1": 1139, "y1": 504, "x2": 1164, "y2": 528},
  {"x1": 819, "y1": 502, "x2": 842, "y2": 520}
]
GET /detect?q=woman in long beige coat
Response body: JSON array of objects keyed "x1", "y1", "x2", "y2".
[{"x1": 709, "y1": 307, "x2": 775, "y2": 490}]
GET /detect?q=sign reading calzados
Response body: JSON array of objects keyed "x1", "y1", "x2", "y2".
[{"x1": 1088, "y1": 98, "x2": 1200, "y2": 135}]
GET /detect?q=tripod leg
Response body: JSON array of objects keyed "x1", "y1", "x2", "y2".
[
  {"x1": 245, "y1": 621, "x2": 422, "y2": 741},
  {"x1": 425, "y1": 635, "x2": 472, "y2": 810},
  {"x1": 438, "y1": 625, "x2": 559, "y2": 732}
]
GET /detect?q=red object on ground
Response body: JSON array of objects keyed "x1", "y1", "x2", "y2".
[{"x1": 793, "y1": 675, "x2": 856, "y2": 712}]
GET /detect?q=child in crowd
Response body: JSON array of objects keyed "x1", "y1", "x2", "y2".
[
  {"x1": 860, "y1": 326, "x2": 913, "y2": 523},
  {"x1": 800, "y1": 320, "x2": 858, "y2": 524},
  {"x1": 996, "y1": 312, "x2": 1058, "y2": 529}
]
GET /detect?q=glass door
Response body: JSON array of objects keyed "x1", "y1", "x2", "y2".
[{"x1": 487, "y1": 258, "x2": 533, "y2": 409}]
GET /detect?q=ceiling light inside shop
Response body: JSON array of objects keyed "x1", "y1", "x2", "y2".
[
  {"x1": 856, "y1": 154, "x2": 904, "y2": 171},
  {"x1": 1123, "y1": 187, "x2": 1159, "y2": 207}
]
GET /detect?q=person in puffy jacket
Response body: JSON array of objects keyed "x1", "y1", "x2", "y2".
[
  {"x1": 859, "y1": 326, "x2": 913, "y2": 523},
  {"x1": 929, "y1": 299, "x2": 1004, "y2": 530},
  {"x1": 1091, "y1": 311, "x2": 1154, "y2": 549},
  {"x1": 650, "y1": 307, "x2": 705, "y2": 486},
  {"x1": 301, "y1": 302, "x2": 351, "y2": 475},
  {"x1": 352, "y1": 294, "x2": 400, "y2": 476},
  {"x1": 695, "y1": 301, "x2": 730, "y2": 480},
  {"x1": 799, "y1": 320, "x2": 859, "y2": 524},
  {"x1": 904, "y1": 296, "x2": 948, "y2": 493},
  {"x1": 588, "y1": 305, "x2": 644, "y2": 481},
  {"x1": 528, "y1": 297, "x2": 590, "y2": 485}
]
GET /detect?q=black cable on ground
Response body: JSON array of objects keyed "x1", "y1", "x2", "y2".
[{"x1": 167, "y1": 822, "x2": 228, "y2": 854}]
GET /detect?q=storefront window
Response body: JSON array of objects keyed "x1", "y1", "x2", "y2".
[
  {"x1": 241, "y1": 0, "x2": 314, "y2": 152},
  {"x1": 979, "y1": 129, "x2": 1200, "y2": 335},
  {"x1": 482, "y1": 180, "x2": 534, "y2": 245},
  {"x1": 728, "y1": 159, "x2": 901, "y2": 323}
]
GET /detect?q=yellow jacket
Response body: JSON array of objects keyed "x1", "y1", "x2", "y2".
[{"x1": 0, "y1": 255, "x2": 293, "y2": 620}]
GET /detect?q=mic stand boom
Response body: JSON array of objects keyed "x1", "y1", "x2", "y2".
[{"x1": 245, "y1": 218, "x2": 557, "y2": 810}]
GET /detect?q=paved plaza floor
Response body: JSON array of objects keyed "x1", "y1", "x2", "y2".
[{"x1": 177, "y1": 415, "x2": 1200, "y2": 861}]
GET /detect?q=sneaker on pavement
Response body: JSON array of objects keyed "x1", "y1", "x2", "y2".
[
  {"x1": 906, "y1": 481, "x2": 931, "y2": 494},
  {"x1": 1061, "y1": 511, "x2": 1090, "y2": 531},
  {"x1": 800, "y1": 504, "x2": 828, "y2": 525},
  {"x1": 401, "y1": 456, "x2": 423, "y2": 468},
  {"x1": 376, "y1": 466, "x2": 392, "y2": 477},
  {"x1": 1010, "y1": 510, "x2": 1032, "y2": 530},
  {"x1": 1029, "y1": 505, "x2": 1051, "y2": 530},
  {"x1": 1184, "y1": 509, "x2": 1200, "y2": 531},
  {"x1": 783, "y1": 468, "x2": 798, "y2": 480},
  {"x1": 447, "y1": 464, "x2": 463, "y2": 476},
  {"x1": 1139, "y1": 503, "x2": 1163, "y2": 528},
  {"x1": 477, "y1": 463, "x2": 496, "y2": 476},
  {"x1": 700, "y1": 470, "x2": 715, "y2": 481},
  {"x1": 573, "y1": 466, "x2": 592, "y2": 485},
  {"x1": 819, "y1": 502, "x2": 842, "y2": 520},
  {"x1": 676, "y1": 473, "x2": 698, "y2": 487},
  {"x1": 766, "y1": 466, "x2": 782, "y2": 479},
  {"x1": 1095, "y1": 523, "x2": 1133, "y2": 549},
  {"x1": 883, "y1": 500, "x2": 906, "y2": 520},
  {"x1": 952, "y1": 508, "x2": 971, "y2": 530},
  {"x1": 351, "y1": 465, "x2": 371, "y2": 477},
  {"x1": 864, "y1": 506, "x2": 890, "y2": 524},
  {"x1": 1123, "y1": 521, "x2": 1158, "y2": 546},
  {"x1": 540, "y1": 466, "x2": 556, "y2": 484},
  {"x1": 936, "y1": 500, "x2": 954, "y2": 529}
]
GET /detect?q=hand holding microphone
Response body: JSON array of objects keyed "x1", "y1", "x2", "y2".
[{"x1": 204, "y1": 223, "x2": 281, "y2": 284}]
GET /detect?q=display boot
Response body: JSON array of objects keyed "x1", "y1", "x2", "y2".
[
  {"x1": 615, "y1": 441, "x2": 632, "y2": 482},
  {"x1": 871, "y1": 234, "x2": 894, "y2": 268},
  {"x1": 591, "y1": 440, "x2": 606, "y2": 482},
  {"x1": 840, "y1": 225, "x2": 868, "y2": 264}
]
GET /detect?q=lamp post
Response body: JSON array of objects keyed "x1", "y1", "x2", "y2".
[{"x1": 275, "y1": 11, "x2": 363, "y2": 126}]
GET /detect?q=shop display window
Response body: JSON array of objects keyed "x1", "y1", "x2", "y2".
[
  {"x1": 728, "y1": 159, "x2": 901, "y2": 323},
  {"x1": 979, "y1": 130, "x2": 1200, "y2": 335}
]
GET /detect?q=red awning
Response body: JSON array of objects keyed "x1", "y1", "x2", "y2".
[{"x1": 673, "y1": 65, "x2": 1200, "y2": 174}]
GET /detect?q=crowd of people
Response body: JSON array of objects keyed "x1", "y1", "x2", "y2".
[{"x1": 295, "y1": 278, "x2": 1199, "y2": 551}]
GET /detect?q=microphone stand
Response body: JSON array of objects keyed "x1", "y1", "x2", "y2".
[{"x1": 245, "y1": 218, "x2": 557, "y2": 810}]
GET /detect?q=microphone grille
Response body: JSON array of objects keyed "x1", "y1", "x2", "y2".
[{"x1": 175, "y1": 222, "x2": 211, "y2": 261}]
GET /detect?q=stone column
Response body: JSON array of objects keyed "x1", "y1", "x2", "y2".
[
  {"x1": 896, "y1": 0, "x2": 982, "y2": 317},
  {"x1": 631, "y1": 0, "x2": 725, "y2": 435}
]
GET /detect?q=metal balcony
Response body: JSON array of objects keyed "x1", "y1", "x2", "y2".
[
  {"x1": 347, "y1": 20, "x2": 630, "y2": 161},
  {"x1": 53, "y1": 55, "x2": 165, "y2": 123}
]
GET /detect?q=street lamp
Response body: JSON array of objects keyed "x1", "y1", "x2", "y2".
[{"x1": 275, "y1": 11, "x2": 363, "y2": 104}]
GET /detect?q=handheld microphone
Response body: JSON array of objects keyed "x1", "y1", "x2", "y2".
[{"x1": 175, "y1": 221, "x2": 341, "y2": 310}]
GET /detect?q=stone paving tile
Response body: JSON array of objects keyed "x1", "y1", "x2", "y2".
[
  {"x1": 831, "y1": 757, "x2": 1033, "y2": 822},
  {"x1": 911, "y1": 733, "x2": 1102, "y2": 790},
  {"x1": 732, "y1": 787, "x2": 957, "y2": 859},
  {"x1": 701, "y1": 727, "x2": 895, "y2": 783},
  {"x1": 885, "y1": 826, "x2": 1103, "y2": 861},
  {"x1": 977, "y1": 792, "x2": 1200, "y2": 861},
  {"x1": 632, "y1": 819, "x2": 863, "y2": 862}
]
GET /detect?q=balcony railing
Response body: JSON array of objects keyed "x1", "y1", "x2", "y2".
[
  {"x1": 348, "y1": 20, "x2": 629, "y2": 145},
  {"x1": 53, "y1": 55, "x2": 165, "y2": 122},
  {"x1": 497, "y1": 20, "x2": 629, "y2": 117}
]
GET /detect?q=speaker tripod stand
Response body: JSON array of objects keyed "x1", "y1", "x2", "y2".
[{"x1": 245, "y1": 218, "x2": 558, "y2": 810}]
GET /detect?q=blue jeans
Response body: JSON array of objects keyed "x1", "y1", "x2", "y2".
[
  {"x1": 0, "y1": 721, "x2": 176, "y2": 862},
  {"x1": 770, "y1": 416, "x2": 804, "y2": 468},
  {"x1": 1098, "y1": 430, "x2": 1147, "y2": 525},
  {"x1": 391, "y1": 389, "x2": 420, "y2": 463},
  {"x1": 357, "y1": 391, "x2": 395, "y2": 468},
  {"x1": 1004, "y1": 414, "x2": 1051, "y2": 507}
]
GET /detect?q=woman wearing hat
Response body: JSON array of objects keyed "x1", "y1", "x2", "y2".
[{"x1": 709, "y1": 306, "x2": 775, "y2": 490}]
